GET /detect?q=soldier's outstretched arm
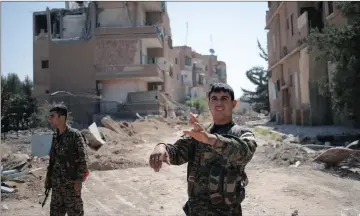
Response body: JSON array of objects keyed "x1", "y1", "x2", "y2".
[
  {"x1": 163, "y1": 136, "x2": 195, "y2": 165},
  {"x1": 211, "y1": 130, "x2": 257, "y2": 165},
  {"x1": 73, "y1": 132, "x2": 88, "y2": 181}
]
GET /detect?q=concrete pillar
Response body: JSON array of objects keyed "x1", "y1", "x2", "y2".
[
  {"x1": 59, "y1": 13, "x2": 63, "y2": 39},
  {"x1": 90, "y1": 2, "x2": 97, "y2": 31},
  {"x1": 135, "y1": 2, "x2": 141, "y2": 27},
  {"x1": 46, "y1": 7, "x2": 52, "y2": 40}
]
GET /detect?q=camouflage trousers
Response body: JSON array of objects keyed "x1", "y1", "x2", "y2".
[
  {"x1": 183, "y1": 201, "x2": 242, "y2": 216},
  {"x1": 50, "y1": 183, "x2": 84, "y2": 216}
]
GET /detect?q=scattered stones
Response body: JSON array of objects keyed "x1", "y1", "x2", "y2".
[
  {"x1": 2, "y1": 204, "x2": 9, "y2": 211},
  {"x1": 291, "y1": 210, "x2": 299, "y2": 216}
]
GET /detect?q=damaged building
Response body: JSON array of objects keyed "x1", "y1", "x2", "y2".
[
  {"x1": 265, "y1": 1, "x2": 349, "y2": 126},
  {"x1": 33, "y1": 1, "x2": 178, "y2": 123},
  {"x1": 33, "y1": 1, "x2": 227, "y2": 126}
]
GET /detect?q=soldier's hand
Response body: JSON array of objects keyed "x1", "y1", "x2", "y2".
[
  {"x1": 74, "y1": 181, "x2": 82, "y2": 196},
  {"x1": 149, "y1": 144, "x2": 170, "y2": 172}
]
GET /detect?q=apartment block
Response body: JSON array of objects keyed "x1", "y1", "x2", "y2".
[
  {"x1": 33, "y1": 1, "x2": 178, "y2": 120},
  {"x1": 173, "y1": 46, "x2": 227, "y2": 101},
  {"x1": 265, "y1": 1, "x2": 348, "y2": 125},
  {"x1": 33, "y1": 1, "x2": 227, "y2": 125}
]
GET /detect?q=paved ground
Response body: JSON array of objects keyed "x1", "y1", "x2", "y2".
[{"x1": 2, "y1": 131, "x2": 360, "y2": 216}]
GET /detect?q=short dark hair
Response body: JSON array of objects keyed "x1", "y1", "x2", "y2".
[
  {"x1": 50, "y1": 104, "x2": 68, "y2": 119},
  {"x1": 208, "y1": 83, "x2": 235, "y2": 101}
]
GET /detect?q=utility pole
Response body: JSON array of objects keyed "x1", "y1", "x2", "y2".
[{"x1": 185, "y1": 22, "x2": 188, "y2": 46}]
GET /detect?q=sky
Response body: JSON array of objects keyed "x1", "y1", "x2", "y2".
[{"x1": 1, "y1": 1, "x2": 268, "y2": 98}]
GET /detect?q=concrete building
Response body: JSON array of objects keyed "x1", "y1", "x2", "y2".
[
  {"x1": 33, "y1": 1, "x2": 179, "y2": 120},
  {"x1": 33, "y1": 1, "x2": 227, "y2": 125},
  {"x1": 265, "y1": 1, "x2": 348, "y2": 125},
  {"x1": 173, "y1": 46, "x2": 227, "y2": 101}
]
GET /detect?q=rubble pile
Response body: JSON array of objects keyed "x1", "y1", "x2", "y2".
[
  {"x1": 264, "y1": 131, "x2": 360, "y2": 178},
  {"x1": 82, "y1": 116, "x2": 183, "y2": 171},
  {"x1": 0, "y1": 116, "x2": 185, "y2": 200},
  {"x1": 233, "y1": 111, "x2": 267, "y2": 125},
  {"x1": 265, "y1": 143, "x2": 316, "y2": 166},
  {"x1": 1, "y1": 147, "x2": 45, "y2": 200}
]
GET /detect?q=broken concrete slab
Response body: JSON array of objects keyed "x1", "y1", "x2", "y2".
[
  {"x1": 1, "y1": 169, "x2": 30, "y2": 182},
  {"x1": 302, "y1": 144, "x2": 332, "y2": 151},
  {"x1": 313, "y1": 147, "x2": 360, "y2": 165},
  {"x1": 1, "y1": 186, "x2": 15, "y2": 193}
]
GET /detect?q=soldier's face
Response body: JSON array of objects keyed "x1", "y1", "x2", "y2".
[
  {"x1": 48, "y1": 111, "x2": 61, "y2": 128},
  {"x1": 208, "y1": 91, "x2": 237, "y2": 121}
]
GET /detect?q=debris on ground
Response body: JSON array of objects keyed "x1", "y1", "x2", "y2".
[
  {"x1": 0, "y1": 149, "x2": 45, "y2": 200},
  {"x1": 346, "y1": 140, "x2": 360, "y2": 150},
  {"x1": 262, "y1": 128, "x2": 360, "y2": 179},
  {"x1": 0, "y1": 115, "x2": 186, "y2": 201},
  {"x1": 291, "y1": 210, "x2": 299, "y2": 216},
  {"x1": 265, "y1": 143, "x2": 316, "y2": 166},
  {"x1": 312, "y1": 147, "x2": 360, "y2": 166},
  {"x1": 232, "y1": 111, "x2": 267, "y2": 125},
  {"x1": 81, "y1": 122, "x2": 106, "y2": 151},
  {"x1": 85, "y1": 116, "x2": 184, "y2": 171}
]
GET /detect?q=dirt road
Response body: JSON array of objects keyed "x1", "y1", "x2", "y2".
[{"x1": 2, "y1": 131, "x2": 360, "y2": 216}]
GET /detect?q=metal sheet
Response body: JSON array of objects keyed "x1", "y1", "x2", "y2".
[
  {"x1": 1, "y1": 170, "x2": 29, "y2": 182},
  {"x1": 1, "y1": 186, "x2": 15, "y2": 193},
  {"x1": 31, "y1": 135, "x2": 53, "y2": 157}
]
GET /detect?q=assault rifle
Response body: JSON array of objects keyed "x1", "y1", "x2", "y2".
[{"x1": 41, "y1": 188, "x2": 51, "y2": 208}]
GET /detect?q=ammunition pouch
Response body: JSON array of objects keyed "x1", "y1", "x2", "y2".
[{"x1": 208, "y1": 166, "x2": 246, "y2": 206}]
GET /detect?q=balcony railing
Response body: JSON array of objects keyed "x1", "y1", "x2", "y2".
[
  {"x1": 141, "y1": 55, "x2": 164, "y2": 65},
  {"x1": 95, "y1": 64, "x2": 164, "y2": 81}
]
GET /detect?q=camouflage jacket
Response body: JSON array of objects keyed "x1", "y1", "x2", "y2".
[
  {"x1": 46, "y1": 125, "x2": 88, "y2": 186},
  {"x1": 163, "y1": 121, "x2": 257, "y2": 214}
]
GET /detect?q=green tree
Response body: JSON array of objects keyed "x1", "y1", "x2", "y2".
[
  {"x1": 308, "y1": 2, "x2": 360, "y2": 127},
  {"x1": 240, "y1": 40, "x2": 270, "y2": 112},
  {"x1": 1, "y1": 73, "x2": 39, "y2": 138},
  {"x1": 185, "y1": 98, "x2": 207, "y2": 114}
]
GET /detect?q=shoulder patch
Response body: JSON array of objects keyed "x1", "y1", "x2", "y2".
[{"x1": 229, "y1": 125, "x2": 253, "y2": 137}]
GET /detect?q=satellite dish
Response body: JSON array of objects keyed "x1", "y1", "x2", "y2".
[{"x1": 209, "y1": 48, "x2": 215, "y2": 55}]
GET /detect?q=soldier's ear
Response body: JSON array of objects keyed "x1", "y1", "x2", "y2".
[{"x1": 232, "y1": 100, "x2": 238, "y2": 109}]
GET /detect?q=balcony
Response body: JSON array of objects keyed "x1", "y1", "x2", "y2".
[
  {"x1": 95, "y1": 64, "x2": 164, "y2": 82},
  {"x1": 193, "y1": 62, "x2": 205, "y2": 71},
  {"x1": 94, "y1": 25, "x2": 164, "y2": 48}
]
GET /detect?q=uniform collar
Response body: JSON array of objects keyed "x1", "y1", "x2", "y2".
[{"x1": 56, "y1": 124, "x2": 71, "y2": 136}]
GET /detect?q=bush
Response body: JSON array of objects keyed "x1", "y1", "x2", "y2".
[{"x1": 185, "y1": 98, "x2": 208, "y2": 114}]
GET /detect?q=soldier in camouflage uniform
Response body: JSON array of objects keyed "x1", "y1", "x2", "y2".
[
  {"x1": 45, "y1": 104, "x2": 88, "y2": 216},
  {"x1": 149, "y1": 83, "x2": 257, "y2": 216}
]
